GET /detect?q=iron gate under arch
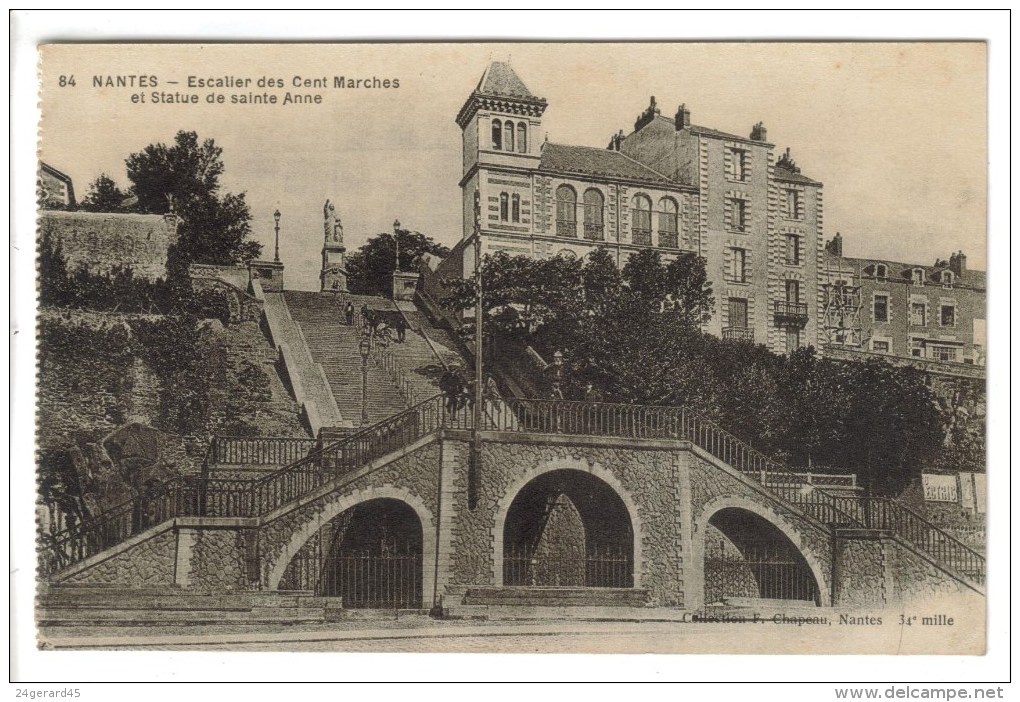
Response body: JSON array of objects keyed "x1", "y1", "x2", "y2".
[{"x1": 279, "y1": 499, "x2": 423, "y2": 609}]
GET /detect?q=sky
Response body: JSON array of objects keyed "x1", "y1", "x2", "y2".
[{"x1": 39, "y1": 42, "x2": 987, "y2": 291}]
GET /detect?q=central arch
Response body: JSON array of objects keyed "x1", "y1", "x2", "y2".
[{"x1": 493, "y1": 459, "x2": 642, "y2": 589}]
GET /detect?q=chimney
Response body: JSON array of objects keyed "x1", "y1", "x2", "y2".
[
  {"x1": 675, "y1": 103, "x2": 691, "y2": 130},
  {"x1": 825, "y1": 232, "x2": 843, "y2": 257},
  {"x1": 750, "y1": 121, "x2": 767, "y2": 142},
  {"x1": 634, "y1": 96, "x2": 660, "y2": 132},
  {"x1": 949, "y1": 250, "x2": 967, "y2": 277},
  {"x1": 606, "y1": 129, "x2": 626, "y2": 151}
]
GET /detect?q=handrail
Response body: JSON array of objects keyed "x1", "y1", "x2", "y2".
[{"x1": 40, "y1": 395, "x2": 984, "y2": 587}]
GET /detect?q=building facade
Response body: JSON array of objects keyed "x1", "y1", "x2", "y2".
[
  {"x1": 454, "y1": 62, "x2": 825, "y2": 355},
  {"x1": 822, "y1": 234, "x2": 986, "y2": 368}
]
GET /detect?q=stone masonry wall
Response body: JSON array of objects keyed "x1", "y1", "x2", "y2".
[
  {"x1": 39, "y1": 210, "x2": 178, "y2": 281},
  {"x1": 62, "y1": 528, "x2": 177, "y2": 587},
  {"x1": 186, "y1": 528, "x2": 252, "y2": 590}
]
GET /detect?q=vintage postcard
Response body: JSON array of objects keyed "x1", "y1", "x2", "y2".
[{"x1": 26, "y1": 40, "x2": 990, "y2": 664}]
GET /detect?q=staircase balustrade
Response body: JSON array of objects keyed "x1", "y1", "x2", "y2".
[{"x1": 40, "y1": 396, "x2": 984, "y2": 587}]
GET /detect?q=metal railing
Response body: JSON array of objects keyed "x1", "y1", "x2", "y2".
[
  {"x1": 722, "y1": 326, "x2": 755, "y2": 343},
  {"x1": 774, "y1": 301, "x2": 809, "y2": 320},
  {"x1": 209, "y1": 436, "x2": 319, "y2": 465},
  {"x1": 555, "y1": 220, "x2": 577, "y2": 238},
  {"x1": 40, "y1": 395, "x2": 447, "y2": 576},
  {"x1": 40, "y1": 395, "x2": 984, "y2": 587},
  {"x1": 705, "y1": 539, "x2": 819, "y2": 604},
  {"x1": 583, "y1": 223, "x2": 605, "y2": 241},
  {"x1": 503, "y1": 545, "x2": 632, "y2": 588},
  {"x1": 631, "y1": 228, "x2": 652, "y2": 246},
  {"x1": 658, "y1": 230, "x2": 679, "y2": 249}
]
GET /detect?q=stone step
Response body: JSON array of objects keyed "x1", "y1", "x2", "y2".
[
  {"x1": 37, "y1": 608, "x2": 327, "y2": 627},
  {"x1": 461, "y1": 587, "x2": 650, "y2": 607}
]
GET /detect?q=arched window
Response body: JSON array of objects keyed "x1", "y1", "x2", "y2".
[
  {"x1": 504, "y1": 121, "x2": 515, "y2": 153},
  {"x1": 657, "y1": 197, "x2": 679, "y2": 248},
  {"x1": 556, "y1": 185, "x2": 577, "y2": 237},
  {"x1": 500, "y1": 192, "x2": 509, "y2": 222},
  {"x1": 582, "y1": 189, "x2": 604, "y2": 241},
  {"x1": 492, "y1": 119, "x2": 502, "y2": 150},
  {"x1": 511, "y1": 194, "x2": 521, "y2": 223},
  {"x1": 517, "y1": 123, "x2": 527, "y2": 153},
  {"x1": 875, "y1": 264, "x2": 888, "y2": 280},
  {"x1": 631, "y1": 194, "x2": 652, "y2": 246}
]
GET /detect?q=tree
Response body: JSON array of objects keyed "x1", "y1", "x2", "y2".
[
  {"x1": 663, "y1": 252, "x2": 715, "y2": 327},
  {"x1": 79, "y1": 173, "x2": 128, "y2": 212},
  {"x1": 347, "y1": 228, "x2": 450, "y2": 298},
  {"x1": 125, "y1": 130, "x2": 261, "y2": 268}
]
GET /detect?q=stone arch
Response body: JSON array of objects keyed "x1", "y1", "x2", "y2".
[
  {"x1": 267, "y1": 484, "x2": 436, "y2": 604},
  {"x1": 694, "y1": 495, "x2": 830, "y2": 606},
  {"x1": 492, "y1": 456, "x2": 643, "y2": 587}
]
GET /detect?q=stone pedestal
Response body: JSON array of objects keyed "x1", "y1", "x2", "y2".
[
  {"x1": 392, "y1": 270, "x2": 419, "y2": 301},
  {"x1": 250, "y1": 260, "x2": 285, "y2": 292}
]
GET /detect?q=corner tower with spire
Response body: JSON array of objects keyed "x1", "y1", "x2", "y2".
[{"x1": 455, "y1": 62, "x2": 548, "y2": 265}]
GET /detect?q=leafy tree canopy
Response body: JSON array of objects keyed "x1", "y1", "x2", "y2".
[
  {"x1": 124, "y1": 130, "x2": 261, "y2": 269},
  {"x1": 79, "y1": 173, "x2": 128, "y2": 213},
  {"x1": 347, "y1": 229, "x2": 450, "y2": 298}
]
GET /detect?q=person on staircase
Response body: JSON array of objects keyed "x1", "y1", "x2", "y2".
[
  {"x1": 394, "y1": 314, "x2": 407, "y2": 343},
  {"x1": 345, "y1": 300, "x2": 355, "y2": 326}
]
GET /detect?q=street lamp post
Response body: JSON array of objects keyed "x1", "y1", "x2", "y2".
[
  {"x1": 552, "y1": 350, "x2": 564, "y2": 399},
  {"x1": 359, "y1": 336, "x2": 371, "y2": 426},
  {"x1": 393, "y1": 219, "x2": 401, "y2": 273},
  {"x1": 273, "y1": 209, "x2": 281, "y2": 263}
]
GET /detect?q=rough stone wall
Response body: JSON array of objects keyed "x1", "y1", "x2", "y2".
[
  {"x1": 443, "y1": 438, "x2": 686, "y2": 606},
  {"x1": 832, "y1": 534, "x2": 887, "y2": 607},
  {"x1": 39, "y1": 210, "x2": 178, "y2": 281},
  {"x1": 258, "y1": 441, "x2": 441, "y2": 587},
  {"x1": 62, "y1": 529, "x2": 177, "y2": 587},
  {"x1": 187, "y1": 529, "x2": 250, "y2": 589},
  {"x1": 885, "y1": 537, "x2": 972, "y2": 603}
]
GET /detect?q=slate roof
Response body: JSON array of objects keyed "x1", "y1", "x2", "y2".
[
  {"x1": 476, "y1": 62, "x2": 535, "y2": 99},
  {"x1": 539, "y1": 143, "x2": 680, "y2": 186},
  {"x1": 828, "y1": 252, "x2": 986, "y2": 291},
  {"x1": 775, "y1": 164, "x2": 823, "y2": 186}
]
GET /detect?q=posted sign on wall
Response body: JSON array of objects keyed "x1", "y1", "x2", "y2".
[{"x1": 922, "y1": 474, "x2": 959, "y2": 503}]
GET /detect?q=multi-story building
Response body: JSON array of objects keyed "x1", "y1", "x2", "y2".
[
  {"x1": 822, "y1": 233, "x2": 986, "y2": 369},
  {"x1": 449, "y1": 61, "x2": 825, "y2": 354},
  {"x1": 37, "y1": 162, "x2": 76, "y2": 209}
]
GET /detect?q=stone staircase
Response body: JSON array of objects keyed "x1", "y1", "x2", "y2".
[
  {"x1": 284, "y1": 292, "x2": 464, "y2": 424},
  {"x1": 284, "y1": 291, "x2": 407, "y2": 425},
  {"x1": 36, "y1": 584, "x2": 341, "y2": 628},
  {"x1": 261, "y1": 292, "x2": 345, "y2": 432}
]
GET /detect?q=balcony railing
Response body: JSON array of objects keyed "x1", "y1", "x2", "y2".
[
  {"x1": 722, "y1": 326, "x2": 754, "y2": 343},
  {"x1": 774, "y1": 301, "x2": 808, "y2": 322},
  {"x1": 632, "y1": 228, "x2": 652, "y2": 246},
  {"x1": 583, "y1": 223, "x2": 605, "y2": 241},
  {"x1": 556, "y1": 220, "x2": 577, "y2": 238},
  {"x1": 658, "y1": 230, "x2": 679, "y2": 249}
]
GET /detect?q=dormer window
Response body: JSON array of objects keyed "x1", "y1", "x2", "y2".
[
  {"x1": 911, "y1": 268, "x2": 925, "y2": 287},
  {"x1": 941, "y1": 270, "x2": 954, "y2": 287},
  {"x1": 875, "y1": 264, "x2": 887, "y2": 280}
]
